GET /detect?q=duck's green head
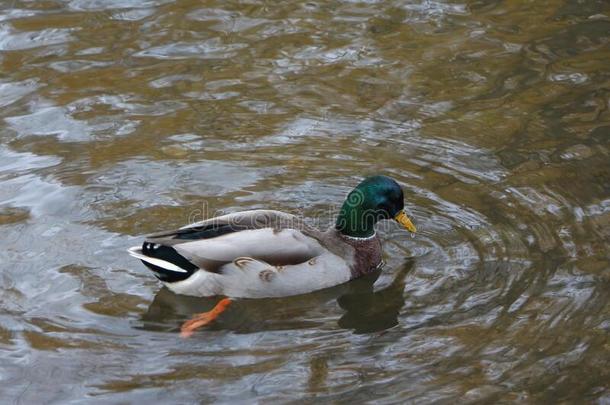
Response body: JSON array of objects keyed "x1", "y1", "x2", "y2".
[{"x1": 336, "y1": 175, "x2": 416, "y2": 238}]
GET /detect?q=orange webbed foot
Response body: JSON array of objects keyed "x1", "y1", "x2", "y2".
[{"x1": 180, "y1": 298, "x2": 232, "y2": 338}]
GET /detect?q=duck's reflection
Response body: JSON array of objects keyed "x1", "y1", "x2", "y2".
[
  {"x1": 337, "y1": 260, "x2": 412, "y2": 334},
  {"x1": 139, "y1": 259, "x2": 413, "y2": 334}
]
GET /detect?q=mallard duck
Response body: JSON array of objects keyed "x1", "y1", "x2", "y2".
[{"x1": 128, "y1": 175, "x2": 416, "y2": 335}]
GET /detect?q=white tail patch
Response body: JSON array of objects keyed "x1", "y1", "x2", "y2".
[{"x1": 127, "y1": 246, "x2": 187, "y2": 273}]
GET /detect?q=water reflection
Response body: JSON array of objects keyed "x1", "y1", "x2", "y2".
[{"x1": 337, "y1": 261, "x2": 411, "y2": 334}]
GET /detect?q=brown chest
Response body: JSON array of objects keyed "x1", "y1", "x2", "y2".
[{"x1": 348, "y1": 236, "x2": 383, "y2": 278}]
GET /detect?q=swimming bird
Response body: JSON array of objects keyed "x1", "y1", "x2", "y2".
[{"x1": 128, "y1": 175, "x2": 416, "y2": 336}]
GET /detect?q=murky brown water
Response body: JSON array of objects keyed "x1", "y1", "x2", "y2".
[{"x1": 1, "y1": 0, "x2": 609, "y2": 402}]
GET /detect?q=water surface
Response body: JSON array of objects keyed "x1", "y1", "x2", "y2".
[{"x1": 0, "y1": 0, "x2": 609, "y2": 402}]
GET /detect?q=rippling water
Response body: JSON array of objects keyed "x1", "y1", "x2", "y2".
[{"x1": 1, "y1": 0, "x2": 609, "y2": 402}]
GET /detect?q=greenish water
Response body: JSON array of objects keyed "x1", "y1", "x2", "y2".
[{"x1": 0, "y1": 0, "x2": 608, "y2": 402}]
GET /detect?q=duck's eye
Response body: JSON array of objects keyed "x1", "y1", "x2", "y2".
[{"x1": 377, "y1": 200, "x2": 393, "y2": 216}]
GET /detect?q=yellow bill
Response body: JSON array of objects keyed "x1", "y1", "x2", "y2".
[{"x1": 394, "y1": 210, "x2": 417, "y2": 233}]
